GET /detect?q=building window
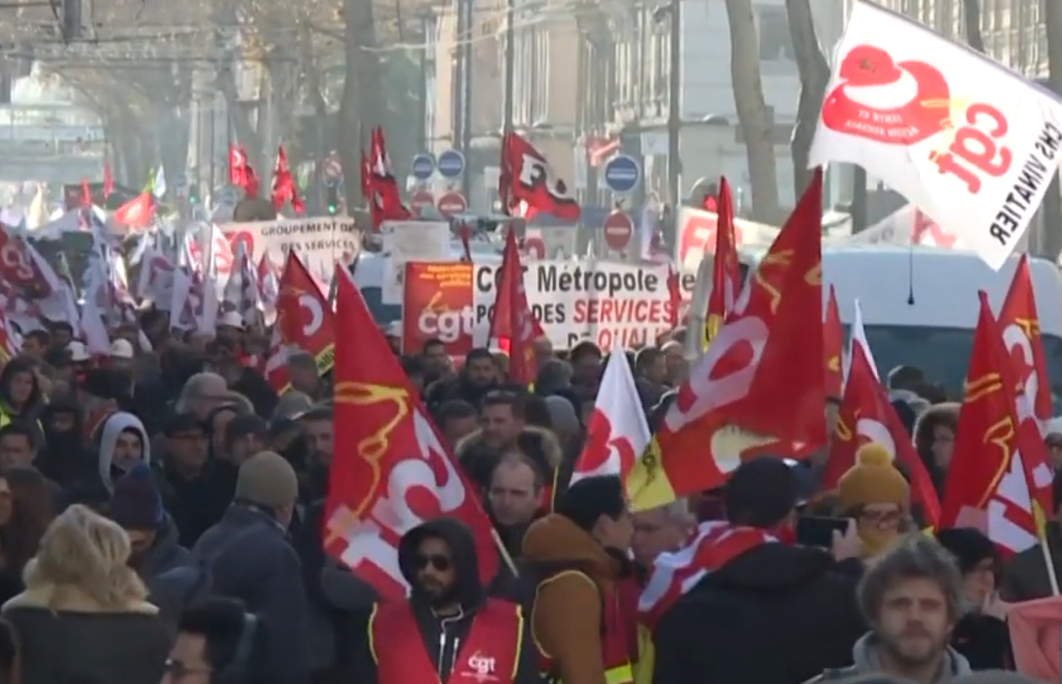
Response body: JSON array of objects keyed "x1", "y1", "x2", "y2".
[{"x1": 757, "y1": 7, "x2": 794, "y2": 62}]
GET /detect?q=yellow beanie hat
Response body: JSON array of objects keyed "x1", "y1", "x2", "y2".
[{"x1": 837, "y1": 443, "x2": 910, "y2": 513}]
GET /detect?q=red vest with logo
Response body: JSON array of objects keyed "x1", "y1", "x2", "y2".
[
  {"x1": 370, "y1": 598, "x2": 524, "y2": 684},
  {"x1": 535, "y1": 571, "x2": 635, "y2": 684}
]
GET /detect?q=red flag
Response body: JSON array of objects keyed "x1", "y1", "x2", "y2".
[
  {"x1": 324, "y1": 266, "x2": 499, "y2": 600},
  {"x1": 500, "y1": 132, "x2": 580, "y2": 221},
  {"x1": 114, "y1": 192, "x2": 155, "y2": 230},
  {"x1": 271, "y1": 145, "x2": 305, "y2": 214},
  {"x1": 229, "y1": 145, "x2": 260, "y2": 198},
  {"x1": 823, "y1": 339, "x2": 941, "y2": 527},
  {"x1": 368, "y1": 127, "x2": 412, "y2": 231},
  {"x1": 705, "y1": 177, "x2": 740, "y2": 344},
  {"x1": 264, "y1": 251, "x2": 335, "y2": 391},
  {"x1": 1000, "y1": 255, "x2": 1052, "y2": 422},
  {"x1": 103, "y1": 164, "x2": 114, "y2": 199},
  {"x1": 489, "y1": 229, "x2": 542, "y2": 385},
  {"x1": 627, "y1": 169, "x2": 827, "y2": 508},
  {"x1": 666, "y1": 265, "x2": 681, "y2": 328},
  {"x1": 80, "y1": 178, "x2": 91, "y2": 209},
  {"x1": 941, "y1": 292, "x2": 1046, "y2": 555},
  {"x1": 824, "y1": 285, "x2": 844, "y2": 399}
]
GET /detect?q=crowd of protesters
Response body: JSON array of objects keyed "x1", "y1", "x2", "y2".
[{"x1": 0, "y1": 314, "x2": 1048, "y2": 684}]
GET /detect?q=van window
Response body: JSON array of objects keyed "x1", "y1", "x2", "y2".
[
  {"x1": 361, "y1": 287, "x2": 402, "y2": 325},
  {"x1": 859, "y1": 325, "x2": 1062, "y2": 413}
]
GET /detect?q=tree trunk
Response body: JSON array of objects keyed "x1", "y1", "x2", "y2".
[
  {"x1": 962, "y1": 0, "x2": 985, "y2": 53},
  {"x1": 1044, "y1": 0, "x2": 1062, "y2": 260},
  {"x1": 724, "y1": 0, "x2": 781, "y2": 223},
  {"x1": 339, "y1": 0, "x2": 384, "y2": 212},
  {"x1": 785, "y1": 0, "x2": 830, "y2": 199}
]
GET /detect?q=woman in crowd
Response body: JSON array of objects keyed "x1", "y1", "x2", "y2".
[
  {"x1": 0, "y1": 468, "x2": 55, "y2": 606},
  {"x1": 1, "y1": 504, "x2": 170, "y2": 684}
]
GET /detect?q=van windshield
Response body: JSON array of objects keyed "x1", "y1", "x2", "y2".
[
  {"x1": 362, "y1": 287, "x2": 401, "y2": 325},
  {"x1": 859, "y1": 325, "x2": 1062, "y2": 413}
]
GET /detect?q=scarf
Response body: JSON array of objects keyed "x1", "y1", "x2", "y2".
[{"x1": 638, "y1": 521, "x2": 777, "y2": 633}]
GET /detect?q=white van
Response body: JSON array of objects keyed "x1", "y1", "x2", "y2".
[{"x1": 738, "y1": 245, "x2": 1062, "y2": 406}]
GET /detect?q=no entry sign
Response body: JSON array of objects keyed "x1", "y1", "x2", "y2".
[
  {"x1": 603, "y1": 210, "x2": 634, "y2": 251},
  {"x1": 437, "y1": 191, "x2": 468, "y2": 217}
]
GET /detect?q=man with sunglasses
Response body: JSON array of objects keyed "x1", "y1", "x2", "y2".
[
  {"x1": 354, "y1": 518, "x2": 542, "y2": 684},
  {"x1": 162, "y1": 597, "x2": 258, "y2": 684}
]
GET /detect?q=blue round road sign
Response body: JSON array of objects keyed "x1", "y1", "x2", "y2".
[
  {"x1": 411, "y1": 154, "x2": 435, "y2": 180},
  {"x1": 603, "y1": 154, "x2": 641, "y2": 194},
  {"x1": 437, "y1": 149, "x2": 466, "y2": 179}
]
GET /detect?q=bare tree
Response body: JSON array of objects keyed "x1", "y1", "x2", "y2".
[
  {"x1": 724, "y1": 0, "x2": 781, "y2": 223},
  {"x1": 338, "y1": 0, "x2": 384, "y2": 211},
  {"x1": 785, "y1": 0, "x2": 829, "y2": 199}
]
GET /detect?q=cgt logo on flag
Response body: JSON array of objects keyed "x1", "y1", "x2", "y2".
[{"x1": 809, "y1": 0, "x2": 1062, "y2": 271}]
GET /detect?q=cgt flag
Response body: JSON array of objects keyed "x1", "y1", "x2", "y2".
[{"x1": 809, "y1": 0, "x2": 1062, "y2": 270}]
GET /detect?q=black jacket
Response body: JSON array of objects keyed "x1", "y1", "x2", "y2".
[
  {"x1": 951, "y1": 614, "x2": 1011, "y2": 670},
  {"x1": 350, "y1": 518, "x2": 542, "y2": 684},
  {"x1": 193, "y1": 505, "x2": 310, "y2": 684},
  {"x1": 652, "y1": 544, "x2": 866, "y2": 684}
]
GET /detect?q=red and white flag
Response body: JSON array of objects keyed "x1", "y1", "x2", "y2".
[
  {"x1": 570, "y1": 343, "x2": 650, "y2": 486},
  {"x1": 809, "y1": 0, "x2": 1062, "y2": 269}
]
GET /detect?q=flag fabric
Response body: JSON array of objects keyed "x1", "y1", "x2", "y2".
[
  {"x1": 367, "y1": 127, "x2": 412, "y2": 231},
  {"x1": 324, "y1": 266, "x2": 498, "y2": 600},
  {"x1": 1000, "y1": 254, "x2": 1053, "y2": 422},
  {"x1": 823, "y1": 284, "x2": 844, "y2": 399},
  {"x1": 271, "y1": 145, "x2": 305, "y2": 214},
  {"x1": 500, "y1": 132, "x2": 581, "y2": 221},
  {"x1": 823, "y1": 334, "x2": 942, "y2": 527},
  {"x1": 569, "y1": 343, "x2": 651, "y2": 486},
  {"x1": 705, "y1": 177, "x2": 740, "y2": 346},
  {"x1": 264, "y1": 251, "x2": 335, "y2": 391},
  {"x1": 808, "y1": 0, "x2": 1062, "y2": 270},
  {"x1": 626, "y1": 170, "x2": 827, "y2": 511},
  {"x1": 940, "y1": 292, "x2": 1046, "y2": 555},
  {"x1": 488, "y1": 229, "x2": 542, "y2": 385},
  {"x1": 152, "y1": 166, "x2": 167, "y2": 199}
]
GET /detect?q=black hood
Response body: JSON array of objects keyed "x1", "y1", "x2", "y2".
[{"x1": 398, "y1": 517, "x2": 483, "y2": 609}]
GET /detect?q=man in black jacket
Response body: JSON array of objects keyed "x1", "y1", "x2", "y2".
[
  {"x1": 351, "y1": 518, "x2": 542, "y2": 684},
  {"x1": 651, "y1": 457, "x2": 866, "y2": 684}
]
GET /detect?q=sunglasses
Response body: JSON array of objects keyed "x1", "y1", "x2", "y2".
[{"x1": 414, "y1": 554, "x2": 451, "y2": 572}]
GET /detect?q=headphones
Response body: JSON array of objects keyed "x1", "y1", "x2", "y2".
[{"x1": 214, "y1": 613, "x2": 258, "y2": 684}]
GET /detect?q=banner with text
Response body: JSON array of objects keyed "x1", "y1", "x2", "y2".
[
  {"x1": 402, "y1": 260, "x2": 696, "y2": 353},
  {"x1": 220, "y1": 216, "x2": 360, "y2": 272}
]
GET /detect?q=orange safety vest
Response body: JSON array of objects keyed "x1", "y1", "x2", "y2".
[
  {"x1": 369, "y1": 598, "x2": 524, "y2": 684},
  {"x1": 535, "y1": 571, "x2": 636, "y2": 684}
]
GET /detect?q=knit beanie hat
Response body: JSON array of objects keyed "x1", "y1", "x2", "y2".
[
  {"x1": 936, "y1": 527, "x2": 999, "y2": 575},
  {"x1": 837, "y1": 443, "x2": 910, "y2": 513},
  {"x1": 110, "y1": 463, "x2": 164, "y2": 531},
  {"x1": 235, "y1": 451, "x2": 299, "y2": 508}
]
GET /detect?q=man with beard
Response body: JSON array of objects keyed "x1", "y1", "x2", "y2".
[
  {"x1": 521, "y1": 475, "x2": 635, "y2": 684},
  {"x1": 425, "y1": 348, "x2": 498, "y2": 412},
  {"x1": 352, "y1": 518, "x2": 541, "y2": 684},
  {"x1": 804, "y1": 534, "x2": 971, "y2": 683}
]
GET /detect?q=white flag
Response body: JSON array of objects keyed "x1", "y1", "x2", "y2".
[{"x1": 808, "y1": 0, "x2": 1062, "y2": 270}]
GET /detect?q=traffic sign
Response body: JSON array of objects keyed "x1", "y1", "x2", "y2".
[
  {"x1": 411, "y1": 154, "x2": 435, "y2": 181},
  {"x1": 603, "y1": 154, "x2": 641, "y2": 194},
  {"x1": 603, "y1": 210, "x2": 634, "y2": 251},
  {"x1": 437, "y1": 191, "x2": 468, "y2": 217},
  {"x1": 324, "y1": 154, "x2": 343, "y2": 180},
  {"x1": 411, "y1": 190, "x2": 435, "y2": 216},
  {"x1": 437, "y1": 149, "x2": 466, "y2": 179}
]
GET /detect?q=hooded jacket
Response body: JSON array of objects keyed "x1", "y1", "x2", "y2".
[
  {"x1": 351, "y1": 518, "x2": 542, "y2": 684},
  {"x1": 455, "y1": 426, "x2": 563, "y2": 493},
  {"x1": 803, "y1": 632, "x2": 971, "y2": 683},
  {"x1": 97, "y1": 412, "x2": 151, "y2": 494}
]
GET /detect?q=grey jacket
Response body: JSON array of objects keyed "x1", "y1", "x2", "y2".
[{"x1": 804, "y1": 632, "x2": 971, "y2": 684}]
